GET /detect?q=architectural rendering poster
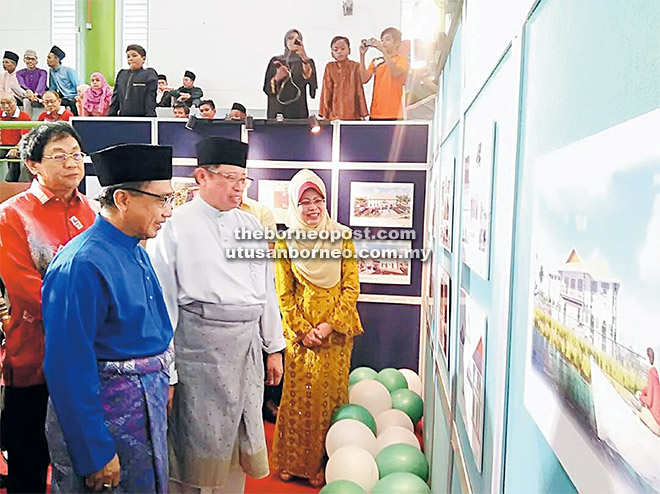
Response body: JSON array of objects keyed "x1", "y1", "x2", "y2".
[
  {"x1": 461, "y1": 122, "x2": 495, "y2": 279},
  {"x1": 355, "y1": 240, "x2": 412, "y2": 285},
  {"x1": 440, "y1": 157, "x2": 455, "y2": 252},
  {"x1": 350, "y1": 182, "x2": 414, "y2": 228},
  {"x1": 437, "y1": 268, "x2": 451, "y2": 366},
  {"x1": 523, "y1": 109, "x2": 660, "y2": 492},
  {"x1": 457, "y1": 288, "x2": 486, "y2": 471},
  {"x1": 258, "y1": 179, "x2": 290, "y2": 224}
]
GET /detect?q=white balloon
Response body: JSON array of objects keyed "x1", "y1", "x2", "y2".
[
  {"x1": 326, "y1": 419, "x2": 378, "y2": 457},
  {"x1": 375, "y1": 408, "x2": 415, "y2": 436},
  {"x1": 325, "y1": 445, "x2": 379, "y2": 492},
  {"x1": 349, "y1": 379, "x2": 392, "y2": 418},
  {"x1": 376, "y1": 425, "x2": 421, "y2": 453},
  {"x1": 398, "y1": 368, "x2": 423, "y2": 397}
]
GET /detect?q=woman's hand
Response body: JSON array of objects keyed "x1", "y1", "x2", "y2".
[
  {"x1": 316, "y1": 322, "x2": 334, "y2": 340},
  {"x1": 273, "y1": 61, "x2": 290, "y2": 83},
  {"x1": 302, "y1": 328, "x2": 323, "y2": 347}
]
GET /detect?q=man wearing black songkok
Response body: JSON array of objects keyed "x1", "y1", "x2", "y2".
[
  {"x1": 108, "y1": 44, "x2": 158, "y2": 117},
  {"x1": 1, "y1": 50, "x2": 27, "y2": 102},
  {"x1": 43, "y1": 143, "x2": 176, "y2": 493},
  {"x1": 169, "y1": 70, "x2": 203, "y2": 108},
  {"x1": 147, "y1": 136, "x2": 285, "y2": 493},
  {"x1": 46, "y1": 45, "x2": 79, "y2": 115}
]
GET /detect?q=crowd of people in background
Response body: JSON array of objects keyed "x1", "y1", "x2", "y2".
[{"x1": 1, "y1": 26, "x2": 406, "y2": 122}]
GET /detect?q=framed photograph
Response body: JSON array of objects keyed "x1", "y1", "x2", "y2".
[
  {"x1": 258, "y1": 179, "x2": 290, "y2": 224},
  {"x1": 440, "y1": 157, "x2": 456, "y2": 252},
  {"x1": 461, "y1": 122, "x2": 495, "y2": 279},
  {"x1": 524, "y1": 109, "x2": 660, "y2": 492},
  {"x1": 171, "y1": 177, "x2": 199, "y2": 208},
  {"x1": 437, "y1": 268, "x2": 451, "y2": 367},
  {"x1": 457, "y1": 288, "x2": 487, "y2": 472},
  {"x1": 355, "y1": 240, "x2": 412, "y2": 285},
  {"x1": 350, "y1": 182, "x2": 414, "y2": 228}
]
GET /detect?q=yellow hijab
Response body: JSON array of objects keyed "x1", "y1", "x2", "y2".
[{"x1": 285, "y1": 169, "x2": 349, "y2": 289}]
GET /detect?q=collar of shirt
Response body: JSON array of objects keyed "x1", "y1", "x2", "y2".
[
  {"x1": 28, "y1": 179, "x2": 85, "y2": 206},
  {"x1": 95, "y1": 215, "x2": 141, "y2": 250},
  {"x1": 48, "y1": 106, "x2": 66, "y2": 116},
  {"x1": 51, "y1": 65, "x2": 63, "y2": 73},
  {"x1": 1, "y1": 107, "x2": 21, "y2": 118},
  {"x1": 197, "y1": 195, "x2": 236, "y2": 219}
]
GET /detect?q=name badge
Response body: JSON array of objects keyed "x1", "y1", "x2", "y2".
[
  {"x1": 70, "y1": 216, "x2": 84, "y2": 230},
  {"x1": 132, "y1": 82, "x2": 146, "y2": 87}
]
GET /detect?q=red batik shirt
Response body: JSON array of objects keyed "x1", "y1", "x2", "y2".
[{"x1": 0, "y1": 180, "x2": 97, "y2": 387}]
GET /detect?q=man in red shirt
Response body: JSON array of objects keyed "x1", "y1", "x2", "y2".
[
  {"x1": 0, "y1": 90, "x2": 31, "y2": 182},
  {"x1": 37, "y1": 90, "x2": 74, "y2": 122},
  {"x1": 0, "y1": 122, "x2": 96, "y2": 493}
]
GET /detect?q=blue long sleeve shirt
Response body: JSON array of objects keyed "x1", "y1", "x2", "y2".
[
  {"x1": 42, "y1": 215, "x2": 173, "y2": 476},
  {"x1": 48, "y1": 65, "x2": 78, "y2": 99}
]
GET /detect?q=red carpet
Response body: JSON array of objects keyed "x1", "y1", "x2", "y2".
[
  {"x1": 0, "y1": 419, "x2": 421, "y2": 493},
  {"x1": 246, "y1": 421, "x2": 321, "y2": 494}
]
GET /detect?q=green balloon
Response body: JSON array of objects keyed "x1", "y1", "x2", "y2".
[
  {"x1": 348, "y1": 383, "x2": 355, "y2": 395},
  {"x1": 371, "y1": 472, "x2": 431, "y2": 494},
  {"x1": 376, "y1": 368, "x2": 409, "y2": 393},
  {"x1": 349, "y1": 367, "x2": 378, "y2": 385},
  {"x1": 391, "y1": 389, "x2": 424, "y2": 424},
  {"x1": 376, "y1": 443, "x2": 429, "y2": 481},
  {"x1": 320, "y1": 480, "x2": 367, "y2": 494},
  {"x1": 331, "y1": 404, "x2": 377, "y2": 435}
]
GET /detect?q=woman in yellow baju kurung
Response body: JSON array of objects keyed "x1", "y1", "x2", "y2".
[{"x1": 270, "y1": 169, "x2": 363, "y2": 487}]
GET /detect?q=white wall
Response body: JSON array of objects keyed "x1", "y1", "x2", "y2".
[
  {"x1": 147, "y1": 0, "x2": 401, "y2": 117},
  {"x1": 0, "y1": 0, "x2": 52, "y2": 72}
]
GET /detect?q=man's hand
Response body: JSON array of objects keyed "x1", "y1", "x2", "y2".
[
  {"x1": 359, "y1": 41, "x2": 369, "y2": 56},
  {"x1": 371, "y1": 39, "x2": 385, "y2": 54},
  {"x1": 316, "y1": 322, "x2": 334, "y2": 340},
  {"x1": 266, "y1": 352, "x2": 283, "y2": 386},
  {"x1": 7, "y1": 148, "x2": 18, "y2": 159},
  {"x1": 302, "y1": 328, "x2": 323, "y2": 348},
  {"x1": 167, "y1": 385, "x2": 175, "y2": 416},
  {"x1": 85, "y1": 454, "x2": 120, "y2": 491}
]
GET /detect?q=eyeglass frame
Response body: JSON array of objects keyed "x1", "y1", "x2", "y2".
[
  {"x1": 204, "y1": 167, "x2": 254, "y2": 186},
  {"x1": 120, "y1": 187, "x2": 177, "y2": 207},
  {"x1": 42, "y1": 151, "x2": 87, "y2": 163},
  {"x1": 297, "y1": 197, "x2": 326, "y2": 209}
]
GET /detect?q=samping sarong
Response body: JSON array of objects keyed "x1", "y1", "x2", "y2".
[
  {"x1": 46, "y1": 347, "x2": 173, "y2": 493},
  {"x1": 168, "y1": 302, "x2": 269, "y2": 488}
]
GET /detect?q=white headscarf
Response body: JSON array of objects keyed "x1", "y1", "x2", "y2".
[{"x1": 285, "y1": 169, "x2": 349, "y2": 289}]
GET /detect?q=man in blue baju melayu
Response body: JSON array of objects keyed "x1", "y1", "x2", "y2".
[{"x1": 41, "y1": 143, "x2": 176, "y2": 493}]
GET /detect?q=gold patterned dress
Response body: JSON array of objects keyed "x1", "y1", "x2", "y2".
[{"x1": 270, "y1": 238, "x2": 363, "y2": 480}]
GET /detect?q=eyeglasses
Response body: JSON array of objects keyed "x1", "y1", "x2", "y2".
[
  {"x1": 205, "y1": 168, "x2": 253, "y2": 186},
  {"x1": 298, "y1": 198, "x2": 326, "y2": 209},
  {"x1": 42, "y1": 152, "x2": 86, "y2": 163},
  {"x1": 122, "y1": 188, "x2": 176, "y2": 207}
]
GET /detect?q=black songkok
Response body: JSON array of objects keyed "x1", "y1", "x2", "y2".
[
  {"x1": 91, "y1": 144, "x2": 173, "y2": 186},
  {"x1": 196, "y1": 137, "x2": 247, "y2": 168},
  {"x1": 231, "y1": 102, "x2": 247, "y2": 114},
  {"x1": 49, "y1": 45, "x2": 65, "y2": 61},
  {"x1": 3, "y1": 51, "x2": 19, "y2": 64}
]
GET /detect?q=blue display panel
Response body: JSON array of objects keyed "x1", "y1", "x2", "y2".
[
  {"x1": 351, "y1": 302, "x2": 420, "y2": 372},
  {"x1": 72, "y1": 119, "x2": 152, "y2": 154},
  {"x1": 158, "y1": 120, "x2": 242, "y2": 158},
  {"x1": 247, "y1": 122, "x2": 332, "y2": 161},
  {"x1": 337, "y1": 169, "x2": 427, "y2": 297},
  {"x1": 339, "y1": 124, "x2": 429, "y2": 163}
]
